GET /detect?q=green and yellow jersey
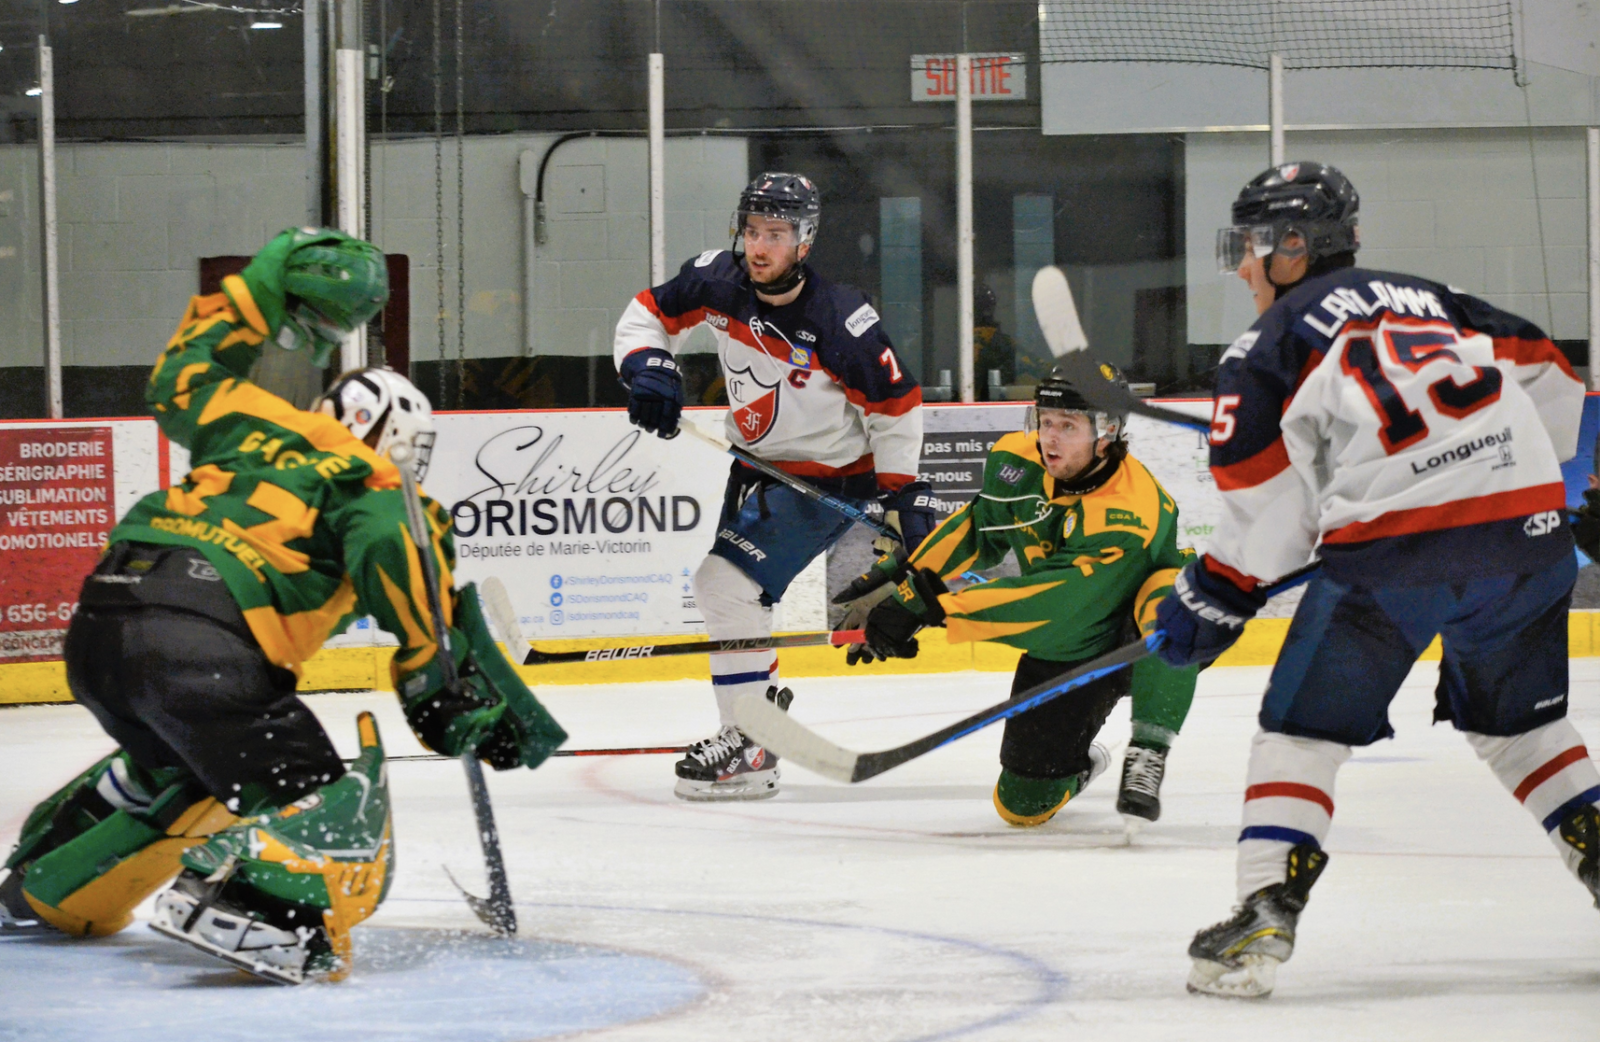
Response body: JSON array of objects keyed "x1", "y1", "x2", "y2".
[
  {"x1": 909, "y1": 431, "x2": 1192, "y2": 663},
  {"x1": 109, "y1": 273, "x2": 453, "y2": 678}
]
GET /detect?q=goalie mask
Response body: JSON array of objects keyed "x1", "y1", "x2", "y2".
[{"x1": 314, "y1": 368, "x2": 436, "y2": 478}]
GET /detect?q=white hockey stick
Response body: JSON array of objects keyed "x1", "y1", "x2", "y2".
[
  {"x1": 479, "y1": 577, "x2": 532, "y2": 668},
  {"x1": 1030, "y1": 266, "x2": 1208, "y2": 431}
]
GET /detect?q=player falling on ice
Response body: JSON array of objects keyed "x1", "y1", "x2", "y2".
[
  {"x1": 0, "y1": 228, "x2": 565, "y2": 983},
  {"x1": 843, "y1": 365, "x2": 1199, "y2": 828},
  {"x1": 614, "y1": 172, "x2": 934, "y2": 801},
  {"x1": 1154, "y1": 162, "x2": 1598, "y2": 998}
]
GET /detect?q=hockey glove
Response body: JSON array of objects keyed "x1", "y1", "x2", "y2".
[
  {"x1": 831, "y1": 548, "x2": 909, "y2": 606},
  {"x1": 873, "y1": 481, "x2": 938, "y2": 554},
  {"x1": 396, "y1": 582, "x2": 568, "y2": 769},
  {"x1": 1153, "y1": 559, "x2": 1267, "y2": 668},
  {"x1": 1574, "y1": 489, "x2": 1600, "y2": 561},
  {"x1": 618, "y1": 347, "x2": 684, "y2": 438},
  {"x1": 851, "y1": 567, "x2": 948, "y2": 665}
]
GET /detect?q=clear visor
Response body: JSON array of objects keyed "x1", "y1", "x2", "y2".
[
  {"x1": 1215, "y1": 225, "x2": 1278, "y2": 273},
  {"x1": 733, "y1": 212, "x2": 802, "y2": 247},
  {"x1": 1025, "y1": 405, "x2": 1120, "y2": 441}
]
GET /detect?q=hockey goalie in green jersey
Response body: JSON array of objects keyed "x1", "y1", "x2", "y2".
[{"x1": 0, "y1": 228, "x2": 565, "y2": 984}]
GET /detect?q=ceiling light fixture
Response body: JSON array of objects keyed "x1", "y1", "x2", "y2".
[
  {"x1": 249, "y1": 19, "x2": 282, "y2": 28},
  {"x1": 26, "y1": 86, "x2": 42, "y2": 96}
]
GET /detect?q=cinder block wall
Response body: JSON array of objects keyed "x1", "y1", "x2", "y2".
[
  {"x1": 1187, "y1": 128, "x2": 1589, "y2": 355},
  {"x1": 0, "y1": 135, "x2": 747, "y2": 391}
]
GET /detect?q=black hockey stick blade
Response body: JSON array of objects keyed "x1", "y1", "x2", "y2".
[
  {"x1": 396, "y1": 460, "x2": 518, "y2": 937},
  {"x1": 735, "y1": 560, "x2": 1322, "y2": 784},
  {"x1": 456, "y1": 752, "x2": 517, "y2": 936},
  {"x1": 1030, "y1": 266, "x2": 1210, "y2": 431}
]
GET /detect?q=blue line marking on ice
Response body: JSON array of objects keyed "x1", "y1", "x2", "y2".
[
  {"x1": 0, "y1": 926, "x2": 704, "y2": 1042},
  {"x1": 397, "y1": 899, "x2": 1068, "y2": 1042}
]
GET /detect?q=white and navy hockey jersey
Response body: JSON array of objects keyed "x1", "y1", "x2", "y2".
[
  {"x1": 1205, "y1": 267, "x2": 1583, "y2": 588},
  {"x1": 613, "y1": 250, "x2": 923, "y2": 491}
]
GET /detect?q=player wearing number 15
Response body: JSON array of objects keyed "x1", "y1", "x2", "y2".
[
  {"x1": 1156, "y1": 163, "x2": 1599, "y2": 999},
  {"x1": 614, "y1": 173, "x2": 930, "y2": 800}
]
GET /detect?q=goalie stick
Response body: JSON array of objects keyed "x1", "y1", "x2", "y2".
[
  {"x1": 732, "y1": 560, "x2": 1321, "y2": 784},
  {"x1": 1031, "y1": 265, "x2": 1211, "y2": 432},
  {"x1": 397, "y1": 461, "x2": 517, "y2": 937}
]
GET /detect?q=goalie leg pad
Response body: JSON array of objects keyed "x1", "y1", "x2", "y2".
[
  {"x1": 151, "y1": 712, "x2": 393, "y2": 984},
  {"x1": 8, "y1": 752, "x2": 234, "y2": 937}
]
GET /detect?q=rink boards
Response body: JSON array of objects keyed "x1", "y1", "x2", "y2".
[{"x1": 4, "y1": 397, "x2": 1600, "y2": 705}]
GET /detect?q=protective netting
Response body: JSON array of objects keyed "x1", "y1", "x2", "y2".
[{"x1": 1038, "y1": 1, "x2": 1516, "y2": 71}]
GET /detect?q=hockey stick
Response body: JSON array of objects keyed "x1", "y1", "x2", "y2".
[
  {"x1": 1031, "y1": 266, "x2": 1211, "y2": 432},
  {"x1": 397, "y1": 461, "x2": 517, "y2": 937},
  {"x1": 732, "y1": 560, "x2": 1321, "y2": 784},
  {"x1": 675, "y1": 419, "x2": 896, "y2": 539}
]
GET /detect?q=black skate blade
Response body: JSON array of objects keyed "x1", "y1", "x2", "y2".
[{"x1": 443, "y1": 865, "x2": 516, "y2": 936}]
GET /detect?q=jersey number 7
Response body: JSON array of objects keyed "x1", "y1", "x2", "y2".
[{"x1": 1338, "y1": 323, "x2": 1502, "y2": 455}]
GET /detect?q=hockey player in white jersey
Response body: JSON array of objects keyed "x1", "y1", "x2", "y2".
[
  {"x1": 1154, "y1": 162, "x2": 1599, "y2": 998},
  {"x1": 614, "y1": 172, "x2": 933, "y2": 800}
]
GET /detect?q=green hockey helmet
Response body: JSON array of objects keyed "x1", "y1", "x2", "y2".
[{"x1": 241, "y1": 228, "x2": 388, "y2": 366}]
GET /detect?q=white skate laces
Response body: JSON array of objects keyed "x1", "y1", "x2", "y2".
[{"x1": 684, "y1": 726, "x2": 746, "y2": 769}]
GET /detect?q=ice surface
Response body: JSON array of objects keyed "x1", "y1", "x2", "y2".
[{"x1": 3, "y1": 661, "x2": 1598, "y2": 1040}]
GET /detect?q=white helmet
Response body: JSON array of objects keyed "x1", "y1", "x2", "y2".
[{"x1": 314, "y1": 367, "x2": 437, "y2": 479}]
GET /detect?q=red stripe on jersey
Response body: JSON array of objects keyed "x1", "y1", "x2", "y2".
[
  {"x1": 1202, "y1": 554, "x2": 1262, "y2": 593},
  {"x1": 1245, "y1": 782, "x2": 1334, "y2": 816},
  {"x1": 1212, "y1": 435, "x2": 1291, "y2": 492},
  {"x1": 1322, "y1": 482, "x2": 1565, "y2": 545},
  {"x1": 743, "y1": 454, "x2": 876, "y2": 479},
  {"x1": 636, "y1": 290, "x2": 706, "y2": 336},
  {"x1": 1489, "y1": 334, "x2": 1578, "y2": 383},
  {"x1": 1514, "y1": 745, "x2": 1591, "y2": 803},
  {"x1": 839, "y1": 381, "x2": 923, "y2": 417},
  {"x1": 875, "y1": 472, "x2": 916, "y2": 492}
]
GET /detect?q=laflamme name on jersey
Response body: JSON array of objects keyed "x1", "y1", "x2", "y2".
[{"x1": 1300, "y1": 280, "x2": 1450, "y2": 339}]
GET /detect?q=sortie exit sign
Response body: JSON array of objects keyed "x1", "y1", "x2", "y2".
[{"x1": 911, "y1": 53, "x2": 1028, "y2": 101}]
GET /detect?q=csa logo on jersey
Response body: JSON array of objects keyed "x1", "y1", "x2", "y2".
[{"x1": 727, "y1": 363, "x2": 781, "y2": 444}]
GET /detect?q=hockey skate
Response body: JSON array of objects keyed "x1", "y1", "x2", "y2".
[
  {"x1": 151, "y1": 867, "x2": 330, "y2": 985},
  {"x1": 1117, "y1": 743, "x2": 1168, "y2": 833},
  {"x1": 0, "y1": 868, "x2": 44, "y2": 931},
  {"x1": 1187, "y1": 843, "x2": 1328, "y2": 999},
  {"x1": 675, "y1": 686, "x2": 792, "y2": 802},
  {"x1": 1556, "y1": 803, "x2": 1600, "y2": 908}
]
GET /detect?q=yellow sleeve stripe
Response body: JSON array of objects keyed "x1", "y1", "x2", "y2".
[
  {"x1": 944, "y1": 617, "x2": 1047, "y2": 645},
  {"x1": 939, "y1": 578, "x2": 1063, "y2": 616},
  {"x1": 379, "y1": 561, "x2": 437, "y2": 673},
  {"x1": 911, "y1": 514, "x2": 973, "y2": 575},
  {"x1": 1134, "y1": 567, "x2": 1180, "y2": 636},
  {"x1": 222, "y1": 274, "x2": 270, "y2": 335}
]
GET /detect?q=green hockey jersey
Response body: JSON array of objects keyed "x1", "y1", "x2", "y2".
[
  {"x1": 909, "y1": 431, "x2": 1191, "y2": 662},
  {"x1": 109, "y1": 272, "x2": 454, "y2": 678}
]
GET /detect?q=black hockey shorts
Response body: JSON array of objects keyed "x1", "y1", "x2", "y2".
[
  {"x1": 1259, "y1": 552, "x2": 1576, "y2": 746},
  {"x1": 999, "y1": 651, "x2": 1133, "y2": 780},
  {"x1": 64, "y1": 543, "x2": 343, "y2": 812}
]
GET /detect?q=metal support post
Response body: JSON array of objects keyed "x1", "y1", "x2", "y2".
[
  {"x1": 38, "y1": 38, "x2": 61, "y2": 420},
  {"x1": 304, "y1": 0, "x2": 324, "y2": 226},
  {"x1": 333, "y1": 0, "x2": 367, "y2": 372},
  {"x1": 1589, "y1": 128, "x2": 1599, "y2": 389},
  {"x1": 648, "y1": 53, "x2": 666, "y2": 286},
  {"x1": 1268, "y1": 53, "x2": 1285, "y2": 166},
  {"x1": 956, "y1": 53, "x2": 975, "y2": 403}
]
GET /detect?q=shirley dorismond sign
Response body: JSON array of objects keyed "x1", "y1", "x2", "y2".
[{"x1": 421, "y1": 408, "x2": 732, "y2": 640}]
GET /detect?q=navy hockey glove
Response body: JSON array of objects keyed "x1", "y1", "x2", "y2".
[
  {"x1": 874, "y1": 480, "x2": 938, "y2": 554},
  {"x1": 1574, "y1": 489, "x2": 1600, "y2": 561},
  {"x1": 1153, "y1": 560, "x2": 1267, "y2": 668},
  {"x1": 618, "y1": 347, "x2": 683, "y2": 438},
  {"x1": 851, "y1": 567, "x2": 948, "y2": 665}
]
